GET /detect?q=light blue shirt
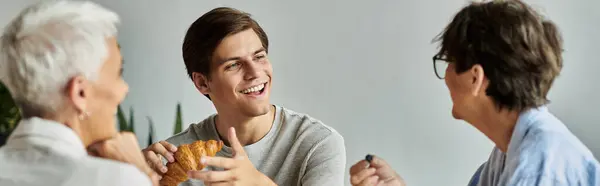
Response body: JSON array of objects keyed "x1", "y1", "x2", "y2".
[{"x1": 468, "y1": 106, "x2": 600, "y2": 186}]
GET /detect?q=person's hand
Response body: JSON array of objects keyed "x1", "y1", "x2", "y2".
[
  {"x1": 349, "y1": 155, "x2": 405, "y2": 186},
  {"x1": 188, "y1": 127, "x2": 277, "y2": 186},
  {"x1": 142, "y1": 139, "x2": 178, "y2": 175},
  {"x1": 88, "y1": 132, "x2": 160, "y2": 186}
]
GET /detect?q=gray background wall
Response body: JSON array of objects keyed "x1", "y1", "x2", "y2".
[{"x1": 1, "y1": 0, "x2": 598, "y2": 185}]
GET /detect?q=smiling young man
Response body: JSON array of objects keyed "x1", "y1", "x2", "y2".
[{"x1": 142, "y1": 7, "x2": 346, "y2": 186}]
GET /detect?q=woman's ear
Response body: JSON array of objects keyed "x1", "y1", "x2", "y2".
[
  {"x1": 192, "y1": 72, "x2": 210, "y2": 95},
  {"x1": 66, "y1": 75, "x2": 89, "y2": 114},
  {"x1": 470, "y1": 64, "x2": 487, "y2": 96}
]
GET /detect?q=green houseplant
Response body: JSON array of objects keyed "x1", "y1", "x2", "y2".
[
  {"x1": 173, "y1": 103, "x2": 183, "y2": 135},
  {"x1": 0, "y1": 82, "x2": 21, "y2": 146},
  {"x1": 117, "y1": 102, "x2": 183, "y2": 147}
]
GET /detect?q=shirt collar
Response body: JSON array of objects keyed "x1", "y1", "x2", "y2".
[
  {"x1": 506, "y1": 106, "x2": 548, "y2": 156},
  {"x1": 7, "y1": 117, "x2": 87, "y2": 157}
]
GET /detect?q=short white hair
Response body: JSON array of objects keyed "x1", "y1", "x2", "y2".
[{"x1": 0, "y1": 0, "x2": 119, "y2": 116}]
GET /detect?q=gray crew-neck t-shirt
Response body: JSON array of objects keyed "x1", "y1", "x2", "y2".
[{"x1": 165, "y1": 105, "x2": 346, "y2": 186}]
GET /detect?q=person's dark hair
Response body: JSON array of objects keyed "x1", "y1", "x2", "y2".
[
  {"x1": 182, "y1": 7, "x2": 269, "y2": 99},
  {"x1": 433, "y1": 0, "x2": 563, "y2": 111}
]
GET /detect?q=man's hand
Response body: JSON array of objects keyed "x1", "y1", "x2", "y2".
[
  {"x1": 349, "y1": 155, "x2": 405, "y2": 186},
  {"x1": 142, "y1": 140, "x2": 178, "y2": 175},
  {"x1": 88, "y1": 132, "x2": 160, "y2": 186},
  {"x1": 188, "y1": 127, "x2": 277, "y2": 186}
]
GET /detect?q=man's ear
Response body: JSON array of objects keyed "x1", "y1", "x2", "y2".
[
  {"x1": 192, "y1": 72, "x2": 210, "y2": 95},
  {"x1": 469, "y1": 64, "x2": 487, "y2": 96},
  {"x1": 66, "y1": 75, "x2": 89, "y2": 114}
]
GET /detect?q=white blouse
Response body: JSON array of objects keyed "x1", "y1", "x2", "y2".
[{"x1": 0, "y1": 117, "x2": 151, "y2": 186}]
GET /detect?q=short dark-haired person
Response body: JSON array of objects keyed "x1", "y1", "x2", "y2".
[{"x1": 349, "y1": 1, "x2": 600, "y2": 186}]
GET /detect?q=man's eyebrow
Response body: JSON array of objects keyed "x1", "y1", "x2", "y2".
[
  {"x1": 254, "y1": 47, "x2": 266, "y2": 55},
  {"x1": 219, "y1": 56, "x2": 241, "y2": 65},
  {"x1": 218, "y1": 47, "x2": 267, "y2": 64}
]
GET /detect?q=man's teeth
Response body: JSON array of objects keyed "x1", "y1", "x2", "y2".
[{"x1": 241, "y1": 84, "x2": 265, "y2": 94}]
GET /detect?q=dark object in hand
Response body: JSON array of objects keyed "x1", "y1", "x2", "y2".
[{"x1": 365, "y1": 154, "x2": 373, "y2": 163}]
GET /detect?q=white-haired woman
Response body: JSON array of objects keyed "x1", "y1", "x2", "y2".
[{"x1": 0, "y1": 1, "x2": 158, "y2": 185}]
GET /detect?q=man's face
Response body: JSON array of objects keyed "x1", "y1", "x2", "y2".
[{"x1": 196, "y1": 29, "x2": 272, "y2": 117}]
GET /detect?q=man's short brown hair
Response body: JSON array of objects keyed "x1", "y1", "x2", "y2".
[
  {"x1": 182, "y1": 7, "x2": 269, "y2": 80},
  {"x1": 182, "y1": 7, "x2": 269, "y2": 99},
  {"x1": 434, "y1": 0, "x2": 563, "y2": 111}
]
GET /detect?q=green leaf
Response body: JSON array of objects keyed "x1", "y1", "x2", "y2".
[
  {"x1": 129, "y1": 107, "x2": 135, "y2": 133},
  {"x1": 0, "y1": 82, "x2": 20, "y2": 147},
  {"x1": 147, "y1": 116, "x2": 154, "y2": 147},
  {"x1": 173, "y1": 103, "x2": 182, "y2": 135},
  {"x1": 117, "y1": 105, "x2": 128, "y2": 131}
]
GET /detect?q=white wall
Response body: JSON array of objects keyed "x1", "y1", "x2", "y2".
[{"x1": 2, "y1": 0, "x2": 599, "y2": 185}]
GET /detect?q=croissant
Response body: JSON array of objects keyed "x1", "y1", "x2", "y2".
[{"x1": 160, "y1": 140, "x2": 224, "y2": 186}]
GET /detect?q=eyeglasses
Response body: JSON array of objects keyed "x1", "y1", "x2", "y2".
[{"x1": 432, "y1": 55, "x2": 449, "y2": 79}]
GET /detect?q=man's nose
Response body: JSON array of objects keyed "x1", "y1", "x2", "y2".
[{"x1": 243, "y1": 59, "x2": 261, "y2": 80}]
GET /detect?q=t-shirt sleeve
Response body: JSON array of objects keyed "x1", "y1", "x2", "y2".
[{"x1": 300, "y1": 131, "x2": 346, "y2": 186}]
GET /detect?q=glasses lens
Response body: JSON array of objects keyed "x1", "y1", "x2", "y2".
[{"x1": 434, "y1": 60, "x2": 448, "y2": 79}]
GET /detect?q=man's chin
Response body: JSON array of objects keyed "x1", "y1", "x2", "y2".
[{"x1": 239, "y1": 103, "x2": 271, "y2": 117}]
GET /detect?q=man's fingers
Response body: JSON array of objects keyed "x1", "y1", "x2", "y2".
[
  {"x1": 187, "y1": 170, "x2": 233, "y2": 182},
  {"x1": 144, "y1": 150, "x2": 168, "y2": 173},
  {"x1": 350, "y1": 160, "x2": 370, "y2": 175},
  {"x1": 357, "y1": 175, "x2": 379, "y2": 186},
  {"x1": 159, "y1": 141, "x2": 178, "y2": 152},
  {"x1": 350, "y1": 168, "x2": 377, "y2": 185},
  {"x1": 201, "y1": 156, "x2": 236, "y2": 169},
  {"x1": 228, "y1": 127, "x2": 246, "y2": 157},
  {"x1": 150, "y1": 142, "x2": 175, "y2": 162}
]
